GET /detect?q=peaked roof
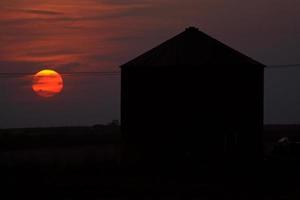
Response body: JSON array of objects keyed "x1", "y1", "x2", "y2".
[{"x1": 121, "y1": 27, "x2": 265, "y2": 68}]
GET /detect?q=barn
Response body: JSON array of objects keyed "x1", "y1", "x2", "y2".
[{"x1": 120, "y1": 27, "x2": 265, "y2": 174}]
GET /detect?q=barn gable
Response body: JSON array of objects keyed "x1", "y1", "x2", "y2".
[{"x1": 121, "y1": 27, "x2": 264, "y2": 68}]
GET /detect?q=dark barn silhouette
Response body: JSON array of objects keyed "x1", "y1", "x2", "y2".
[{"x1": 121, "y1": 27, "x2": 265, "y2": 185}]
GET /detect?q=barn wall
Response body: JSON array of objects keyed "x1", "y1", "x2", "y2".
[{"x1": 121, "y1": 65, "x2": 263, "y2": 168}]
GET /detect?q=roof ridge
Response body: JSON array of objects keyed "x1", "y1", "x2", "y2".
[{"x1": 121, "y1": 27, "x2": 265, "y2": 68}]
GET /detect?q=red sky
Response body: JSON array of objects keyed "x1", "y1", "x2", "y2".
[{"x1": 0, "y1": 0, "x2": 300, "y2": 127}]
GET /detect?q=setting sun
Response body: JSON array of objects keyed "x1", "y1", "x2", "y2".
[{"x1": 32, "y1": 69, "x2": 63, "y2": 98}]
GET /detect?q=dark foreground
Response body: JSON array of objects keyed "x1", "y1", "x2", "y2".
[{"x1": 1, "y1": 125, "x2": 300, "y2": 199}]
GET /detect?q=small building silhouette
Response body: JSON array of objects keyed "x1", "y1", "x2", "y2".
[{"x1": 120, "y1": 27, "x2": 265, "y2": 174}]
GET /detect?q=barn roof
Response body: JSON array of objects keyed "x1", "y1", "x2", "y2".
[{"x1": 121, "y1": 27, "x2": 265, "y2": 68}]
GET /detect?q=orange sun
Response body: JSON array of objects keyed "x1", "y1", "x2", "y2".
[{"x1": 32, "y1": 69, "x2": 63, "y2": 98}]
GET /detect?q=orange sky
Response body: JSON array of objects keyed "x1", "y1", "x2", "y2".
[
  {"x1": 1, "y1": 0, "x2": 299, "y2": 73},
  {"x1": 0, "y1": 0, "x2": 300, "y2": 127}
]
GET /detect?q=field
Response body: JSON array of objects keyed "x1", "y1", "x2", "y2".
[{"x1": 1, "y1": 125, "x2": 300, "y2": 199}]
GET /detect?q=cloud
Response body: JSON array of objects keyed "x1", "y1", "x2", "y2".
[
  {"x1": 13, "y1": 8, "x2": 64, "y2": 16},
  {"x1": 0, "y1": 0, "x2": 151, "y2": 23}
]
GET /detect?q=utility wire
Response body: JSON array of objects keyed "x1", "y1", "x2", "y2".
[
  {"x1": 266, "y1": 64, "x2": 300, "y2": 68},
  {"x1": 0, "y1": 71, "x2": 121, "y2": 78},
  {"x1": 0, "y1": 64, "x2": 300, "y2": 78}
]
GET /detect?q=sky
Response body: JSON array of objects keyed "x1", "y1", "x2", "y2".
[{"x1": 0, "y1": 0, "x2": 300, "y2": 128}]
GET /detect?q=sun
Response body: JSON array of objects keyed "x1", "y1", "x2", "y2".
[{"x1": 32, "y1": 69, "x2": 63, "y2": 98}]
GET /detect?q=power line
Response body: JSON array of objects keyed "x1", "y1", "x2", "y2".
[
  {"x1": 0, "y1": 63, "x2": 300, "y2": 78},
  {"x1": 266, "y1": 64, "x2": 300, "y2": 68},
  {"x1": 63, "y1": 71, "x2": 120, "y2": 76},
  {"x1": 0, "y1": 71, "x2": 121, "y2": 78}
]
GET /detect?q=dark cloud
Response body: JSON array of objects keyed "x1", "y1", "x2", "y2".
[
  {"x1": 0, "y1": 61, "x2": 41, "y2": 73},
  {"x1": 14, "y1": 8, "x2": 64, "y2": 16}
]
